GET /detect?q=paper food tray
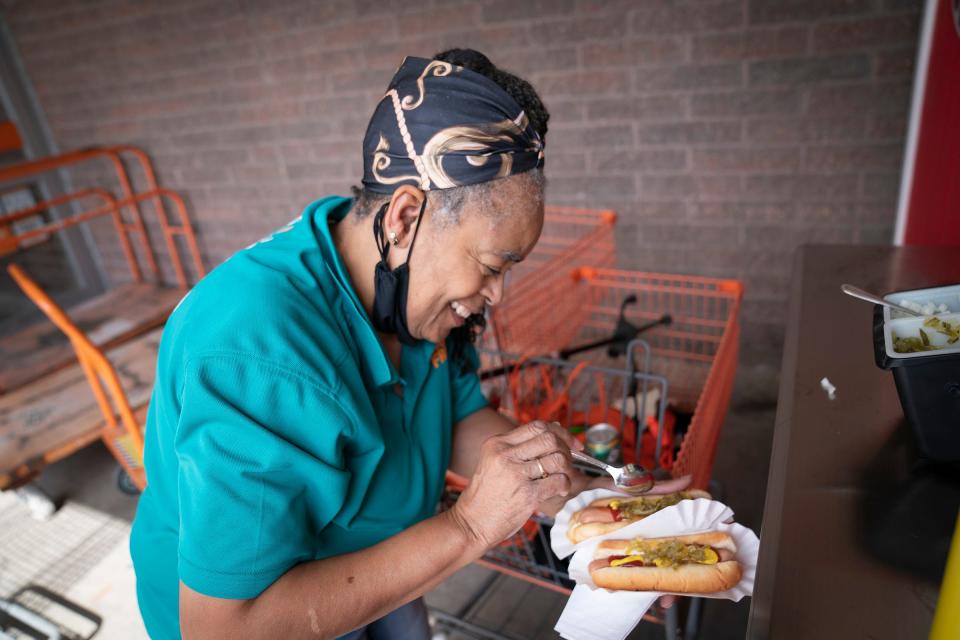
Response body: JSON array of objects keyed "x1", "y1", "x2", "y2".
[
  {"x1": 550, "y1": 488, "x2": 735, "y2": 559},
  {"x1": 552, "y1": 497, "x2": 759, "y2": 640}
]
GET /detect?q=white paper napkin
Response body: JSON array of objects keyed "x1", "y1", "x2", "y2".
[
  {"x1": 554, "y1": 585, "x2": 657, "y2": 640},
  {"x1": 554, "y1": 499, "x2": 759, "y2": 640},
  {"x1": 550, "y1": 489, "x2": 735, "y2": 559}
]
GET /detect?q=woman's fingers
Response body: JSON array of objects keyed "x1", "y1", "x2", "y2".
[
  {"x1": 497, "y1": 420, "x2": 551, "y2": 445},
  {"x1": 659, "y1": 595, "x2": 677, "y2": 609},
  {"x1": 519, "y1": 451, "x2": 570, "y2": 480},
  {"x1": 645, "y1": 474, "x2": 693, "y2": 495},
  {"x1": 509, "y1": 429, "x2": 571, "y2": 463},
  {"x1": 532, "y1": 472, "x2": 572, "y2": 502},
  {"x1": 500, "y1": 421, "x2": 581, "y2": 452},
  {"x1": 545, "y1": 421, "x2": 581, "y2": 451},
  {"x1": 458, "y1": 423, "x2": 582, "y2": 548}
]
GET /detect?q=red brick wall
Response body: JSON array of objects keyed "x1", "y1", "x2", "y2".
[{"x1": 2, "y1": 0, "x2": 921, "y2": 370}]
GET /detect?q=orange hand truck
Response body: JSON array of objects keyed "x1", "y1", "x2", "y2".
[{"x1": 6, "y1": 264, "x2": 148, "y2": 492}]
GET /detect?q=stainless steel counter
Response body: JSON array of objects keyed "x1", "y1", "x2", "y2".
[{"x1": 747, "y1": 244, "x2": 960, "y2": 639}]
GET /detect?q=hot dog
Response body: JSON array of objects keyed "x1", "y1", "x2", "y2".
[
  {"x1": 588, "y1": 532, "x2": 741, "y2": 593},
  {"x1": 566, "y1": 490, "x2": 711, "y2": 544}
]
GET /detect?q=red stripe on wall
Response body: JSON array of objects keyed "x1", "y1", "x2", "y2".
[{"x1": 904, "y1": 0, "x2": 960, "y2": 246}]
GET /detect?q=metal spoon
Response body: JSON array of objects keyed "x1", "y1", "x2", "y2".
[
  {"x1": 571, "y1": 450, "x2": 655, "y2": 494},
  {"x1": 840, "y1": 284, "x2": 923, "y2": 317}
]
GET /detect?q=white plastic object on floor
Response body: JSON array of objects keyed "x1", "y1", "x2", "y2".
[{"x1": 13, "y1": 484, "x2": 56, "y2": 521}]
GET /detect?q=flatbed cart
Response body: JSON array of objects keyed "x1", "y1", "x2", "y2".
[
  {"x1": 0, "y1": 146, "x2": 202, "y2": 491},
  {"x1": 0, "y1": 146, "x2": 204, "y2": 395},
  {"x1": 431, "y1": 268, "x2": 743, "y2": 639}
]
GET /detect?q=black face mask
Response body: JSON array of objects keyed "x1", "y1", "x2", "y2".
[{"x1": 371, "y1": 199, "x2": 426, "y2": 345}]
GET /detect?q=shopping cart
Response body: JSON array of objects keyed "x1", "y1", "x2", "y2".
[
  {"x1": 489, "y1": 206, "x2": 616, "y2": 355},
  {"x1": 434, "y1": 267, "x2": 743, "y2": 639},
  {"x1": 566, "y1": 267, "x2": 742, "y2": 490},
  {"x1": 486, "y1": 267, "x2": 742, "y2": 488}
]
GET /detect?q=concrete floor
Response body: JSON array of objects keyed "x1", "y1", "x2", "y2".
[
  {"x1": 0, "y1": 460, "x2": 144, "y2": 640},
  {"x1": 0, "y1": 381, "x2": 776, "y2": 640}
]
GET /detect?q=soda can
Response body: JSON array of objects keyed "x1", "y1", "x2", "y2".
[{"x1": 585, "y1": 423, "x2": 620, "y2": 463}]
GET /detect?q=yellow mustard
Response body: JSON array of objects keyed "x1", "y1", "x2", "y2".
[
  {"x1": 609, "y1": 542, "x2": 720, "y2": 567},
  {"x1": 610, "y1": 554, "x2": 645, "y2": 568}
]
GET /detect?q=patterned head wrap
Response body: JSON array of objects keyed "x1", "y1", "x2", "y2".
[{"x1": 361, "y1": 56, "x2": 545, "y2": 194}]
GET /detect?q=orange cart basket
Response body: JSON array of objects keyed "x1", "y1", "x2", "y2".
[
  {"x1": 482, "y1": 267, "x2": 742, "y2": 489},
  {"x1": 6, "y1": 263, "x2": 147, "y2": 491},
  {"x1": 489, "y1": 206, "x2": 616, "y2": 355},
  {"x1": 558, "y1": 267, "x2": 742, "y2": 489}
]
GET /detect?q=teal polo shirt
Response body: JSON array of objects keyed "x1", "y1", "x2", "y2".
[{"x1": 130, "y1": 196, "x2": 488, "y2": 639}]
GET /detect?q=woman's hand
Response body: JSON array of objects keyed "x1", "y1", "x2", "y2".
[{"x1": 451, "y1": 421, "x2": 580, "y2": 548}]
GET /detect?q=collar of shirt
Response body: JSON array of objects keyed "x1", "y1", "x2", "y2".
[{"x1": 306, "y1": 196, "x2": 434, "y2": 390}]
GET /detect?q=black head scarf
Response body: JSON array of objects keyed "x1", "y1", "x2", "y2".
[
  {"x1": 361, "y1": 55, "x2": 544, "y2": 361},
  {"x1": 361, "y1": 56, "x2": 545, "y2": 193}
]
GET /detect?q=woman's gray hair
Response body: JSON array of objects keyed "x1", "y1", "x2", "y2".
[{"x1": 349, "y1": 168, "x2": 545, "y2": 229}]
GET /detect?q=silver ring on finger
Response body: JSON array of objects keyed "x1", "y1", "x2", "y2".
[{"x1": 536, "y1": 458, "x2": 548, "y2": 479}]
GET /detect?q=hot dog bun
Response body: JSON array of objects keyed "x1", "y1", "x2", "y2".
[
  {"x1": 592, "y1": 561, "x2": 741, "y2": 593},
  {"x1": 589, "y1": 532, "x2": 741, "y2": 593},
  {"x1": 566, "y1": 490, "x2": 712, "y2": 544}
]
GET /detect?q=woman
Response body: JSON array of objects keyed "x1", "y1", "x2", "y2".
[{"x1": 131, "y1": 49, "x2": 682, "y2": 639}]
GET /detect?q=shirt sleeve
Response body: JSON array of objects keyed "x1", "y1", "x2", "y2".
[
  {"x1": 448, "y1": 341, "x2": 488, "y2": 424},
  {"x1": 174, "y1": 353, "x2": 354, "y2": 599}
]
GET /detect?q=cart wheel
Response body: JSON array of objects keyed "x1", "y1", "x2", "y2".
[{"x1": 116, "y1": 468, "x2": 141, "y2": 495}]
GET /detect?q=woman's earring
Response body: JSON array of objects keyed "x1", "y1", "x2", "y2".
[{"x1": 389, "y1": 231, "x2": 399, "y2": 246}]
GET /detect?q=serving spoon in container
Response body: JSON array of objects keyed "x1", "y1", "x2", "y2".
[
  {"x1": 571, "y1": 450, "x2": 656, "y2": 494},
  {"x1": 840, "y1": 284, "x2": 924, "y2": 317}
]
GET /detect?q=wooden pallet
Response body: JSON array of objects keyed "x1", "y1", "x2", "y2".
[
  {"x1": 0, "y1": 283, "x2": 181, "y2": 395},
  {"x1": 0, "y1": 328, "x2": 161, "y2": 489}
]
